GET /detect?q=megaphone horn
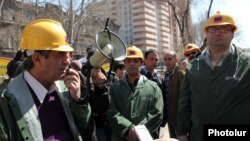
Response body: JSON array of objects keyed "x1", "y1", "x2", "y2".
[
  {"x1": 89, "y1": 31, "x2": 127, "y2": 69},
  {"x1": 89, "y1": 44, "x2": 113, "y2": 68},
  {"x1": 81, "y1": 30, "x2": 127, "y2": 76}
]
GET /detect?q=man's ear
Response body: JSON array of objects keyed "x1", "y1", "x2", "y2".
[
  {"x1": 176, "y1": 57, "x2": 179, "y2": 62},
  {"x1": 32, "y1": 52, "x2": 42, "y2": 65},
  {"x1": 140, "y1": 60, "x2": 144, "y2": 65}
]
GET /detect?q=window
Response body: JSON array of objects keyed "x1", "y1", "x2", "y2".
[
  {"x1": 25, "y1": 11, "x2": 33, "y2": 21},
  {"x1": 8, "y1": 9, "x2": 15, "y2": 20}
]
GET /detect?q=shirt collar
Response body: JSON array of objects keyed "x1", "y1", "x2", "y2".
[
  {"x1": 24, "y1": 70, "x2": 58, "y2": 103},
  {"x1": 202, "y1": 44, "x2": 235, "y2": 58},
  {"x1": 141, "y1": 66, "x2": 157, "y2": 74},
  {"x1": 200, "y1": 44, "x2": 235, "y2": 68}
]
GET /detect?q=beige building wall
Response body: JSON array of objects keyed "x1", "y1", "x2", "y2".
[{"x1": 106, "y1": 0, "x2": 173, "y2": 53}]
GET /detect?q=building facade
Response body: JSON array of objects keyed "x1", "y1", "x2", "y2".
[
  {"x1": 0, "y1": 0, "x2": 62, "y2": 57},
  {"x1": 105, "y1": 0, "x2": 173, "y2": 53},
  {"x1": 0, "y1": 0, "x2": 184, "y2": 59},
  {"x1": 0, "y1": 0, "x2": 120, "y2": 57}
]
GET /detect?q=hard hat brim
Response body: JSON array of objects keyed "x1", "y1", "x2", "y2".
[
  {"x1": 126, "y1": 56, "x2": 142, "y2": 59},
  {"x1": 126, "y1": 56, "x2": 144, "y2": 61},
  {"x1": 184, "y1": 48, "x2": 200, "y2": 54},
  {"x1": 49, "y1": 45, "x2": 74, "y2": 52},
  {"x1": 22, "y1": 45, "x2": 74, "y2": 52},
  {"x1": 204, "y1": 23, "x2": 237, "y2": 32}
]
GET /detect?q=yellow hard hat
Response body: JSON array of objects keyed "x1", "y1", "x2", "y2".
[
  {"x1": 204, "y1": 11, "x2": 237, "y2": 32},
  {"x1": 126, "y1": 46, "x2": 144, "y2": 61},
  {"x1": 184, "y1": 43, "x2": 200, "y2": 56},
  {"x1": 21, "y1": 19, "x2": 73, "y2": 52}
]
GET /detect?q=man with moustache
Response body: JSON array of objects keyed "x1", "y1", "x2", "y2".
[
  {"x1": 140, "y1": 49, "x2": 166, "y2": 127},
  {"x1": 183, "y1": 43, "x2": 201, "y2": 62},
  {"x1": 108, "y1": 46, "x2": 163, "y2": 141},
  {"x1": 0, "y1": 19, "x2": 91, "y2": 141}
]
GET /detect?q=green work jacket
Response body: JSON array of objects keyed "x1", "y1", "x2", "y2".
[
  {"x1": 177, "y1": 47, "x2": 250, "y2": 141},
  {"x1": 108, "y1": 75, "x2": 163, "y2": 141}
]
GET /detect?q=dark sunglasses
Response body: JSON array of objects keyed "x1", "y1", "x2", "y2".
[{"x1": 185, "y1": 51, "x2": 197, "y2": 57}]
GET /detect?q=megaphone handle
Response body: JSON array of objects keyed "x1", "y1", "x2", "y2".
[
  {"x1": 104, "y1": 18, "x2": 111, "y2": 42},
  {"x1": 86, "y1": 70, "x2": 92, "y2": 99},
  {"x1": 107, "y1": 59, "x2": 114, "y2": 82},
  {"x1": 104, "y1": 18, "x2": 109, "y2": 31}
]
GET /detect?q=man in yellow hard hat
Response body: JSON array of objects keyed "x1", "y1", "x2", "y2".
[
  {"x1": 0, "y1": 19, "x2": 91, "y2": 141},
  {"x1": 183, "y1": 43, "x2": 201, "y2": 62},
  {"x1": 177, "y1": 11, "x2": 250, "y2": 141},
  {"x1": 108, "y1": 46, "x2": 163, "y2": 141}
]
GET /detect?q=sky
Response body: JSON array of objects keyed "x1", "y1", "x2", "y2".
[{"x1": 191, "y1": 0, "x2": 250, "y2": 48}]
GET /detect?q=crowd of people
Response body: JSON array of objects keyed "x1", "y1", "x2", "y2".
[{"x1": 1, "y1": 11, "x2": 250, "y2": 141}]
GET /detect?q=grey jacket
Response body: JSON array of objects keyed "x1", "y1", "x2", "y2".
[{"x1": 0, "y1": 73, "x2": 91, "y2": 141}]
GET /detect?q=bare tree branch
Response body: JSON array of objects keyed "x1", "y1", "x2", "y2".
[
  {"x1": 207, "y1": 0, "x2": 214, "y2": 18},
  {"x1": 201, "y1": 0, "x2": 214, "y2": 50},
  {"x1": 0, "y1": 0, "x2": 4, "y2": 17}
]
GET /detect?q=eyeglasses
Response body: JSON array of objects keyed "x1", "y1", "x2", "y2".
[
  {"x1": 185, "y1": 51, "x2": 197, "y2": 57},
  {"x1": 206, "y1": 26, "x2": 232, "y2": 33}
]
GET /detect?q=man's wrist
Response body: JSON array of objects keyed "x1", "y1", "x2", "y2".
[
  {"x1": 94, "y1": 85, "x2": 108, "y2": 93},
  {"x1": 124, "y1": 125, "x2": 134, "y2": 137},
  {"x1": 72, "y1": 97, "x2": 87, "y2": 105}
]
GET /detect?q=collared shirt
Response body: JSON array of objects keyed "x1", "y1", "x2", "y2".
[
  {"x1": 79, "y1": 56, "x2": 87, "y2": 64},
  {"x1": 24, "y1": 70, "x2": 58, "y2": 103},
  {"x1": 163, "y1": 69, "x2": 173, "y2": 96},
  {"x1": 140, "y1": 66, "x2": 162, "y2": 86},
  {"x1": 200, "y1": 44, "x2": 235, "y2": 69}
]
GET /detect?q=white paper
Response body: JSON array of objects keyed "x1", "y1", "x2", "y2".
[{"x1": 134, "y1": 125, "x2": 153, "y2": 141}]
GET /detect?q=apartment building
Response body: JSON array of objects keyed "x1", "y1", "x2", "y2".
[
  {"x1": 104, "y1": 0, "x2": 174, "y2": 53},
  {"x1": 0, "y1": 0, "x2": 181, "y2": 58}
]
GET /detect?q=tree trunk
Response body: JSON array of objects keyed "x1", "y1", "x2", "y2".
[
  {"x1": 72, "y1": 0, "x2": 87, "y2": 50},
  {"x1": 67, "y1": 0, "x2": 74, "y2": 45}
]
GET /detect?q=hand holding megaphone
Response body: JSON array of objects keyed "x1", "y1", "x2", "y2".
[
  {"x1": 91, "y1": 68, "x2": 107, "y2": 88},
  {"x1": 81, "y1": 30, "x2": 127, "y2": 78}
]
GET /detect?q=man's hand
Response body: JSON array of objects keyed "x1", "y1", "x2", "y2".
[
  {"x1": 154, "y1": 138, "x2": 179, "y2": 141},
  {"x1": 177, "y1": 135, "x2": 188, "y2": 141},
  {"x1": 63, "y1": 68, "x2": 81, "y2": 101},
  {"x1": 91, "y1": 68, "x2": 107, "y2": 88},
  {"x1": 127, "y1": 128, "x2": 139, "y2": 141}
]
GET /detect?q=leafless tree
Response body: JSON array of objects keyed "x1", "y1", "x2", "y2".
[
  {"x1": 149, "y1": 0, "x2": 193, "y2": 53},
  {"x1": 199, "y1": 0, "x2": 214, "y2": 50},
  {"x1": 0, "y1": 0, "x2": 4, "y2": 18},
  {"x1": 52, "y1": 0, "x2": 102, "y2": 49},
  {"x1": 0, "y1": 0, "x2": 100, "y2": 55},
  {"x1": 192, "y1": 15, "x2": 206, "y2": 46}
]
